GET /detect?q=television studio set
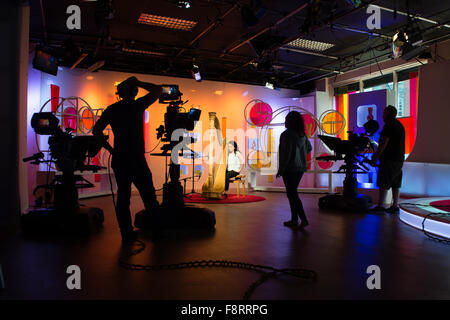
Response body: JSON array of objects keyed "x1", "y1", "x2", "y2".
[{"x1": 0, "y1": 0, "x2": 449, "y2": 313}]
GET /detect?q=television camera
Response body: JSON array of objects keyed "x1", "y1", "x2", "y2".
[
  {"x1": 154, "y1": 85, "x2": 201, "y2": 207},
  {"x1": 156, "y1": 85, "x2": 201, "y2": 145},
  {"x1": 21, "y1": 112, "x2": 104, "y2": 234},
  {"x1": 135, "y1": 85, "x2": 215, "y2": 230},
  {"x1": 316, "y1": 120, "x2": 379, "y2": 212}
]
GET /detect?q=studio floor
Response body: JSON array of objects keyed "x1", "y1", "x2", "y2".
[{"x1": 0, "y1": 192, "x2": 449, "y2": 300}]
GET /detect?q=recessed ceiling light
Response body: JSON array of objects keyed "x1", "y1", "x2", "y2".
[
  {"x1": 138, "y1": 13, "x2": 197, "y2": 31},
  {"x1": 286, "y1": 38, "x2": 334, "y2": 52}
]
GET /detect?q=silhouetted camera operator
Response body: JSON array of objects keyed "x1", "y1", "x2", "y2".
[
  {"x1": 369, "y1": 105, "x2": 405, "y2": 214},
  {"x1": 93, "y1": 76, "x2": 162, "y2": 243}
]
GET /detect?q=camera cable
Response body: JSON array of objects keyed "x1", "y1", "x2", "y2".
[
  {"x1": 399, "y1": 202, "x2": 450, "y2": 244},
  {"x1": 118, "y1": 239, "x2": 318, "y2": 300}
]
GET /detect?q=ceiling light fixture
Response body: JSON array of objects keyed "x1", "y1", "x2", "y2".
[
  {"x1": 87, "y1": 60, "x2": 105, "y2": 72},
  {"x1": 265, "y1": 82, "x2": 275, "y2": 90},
  {"x1": 176, "y1": 0, "x2": 191, "y2": 8},
  {"x1": 192, "y1": 64, "x2": 201, "y2": 81},
  {"x1": 286, "y1": 38, "x2": 334, "y2": 52},
  {"x1": 122, "y1": 48, "x2": 166, "y2": 56},
  {"x1": 138, "y1": 13, "x2": 197, "y2": 31}
]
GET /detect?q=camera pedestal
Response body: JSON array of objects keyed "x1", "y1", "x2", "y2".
[
  {"x1": 136, "y1": 172, "x2": 216, "y2": 230},
  {"x1": 318, "y1": 193, "x2": 373, "y2": 213},
  {"x1": 134, "y1": 206, "x2": 216, "y2": 230},
  {"x1": 318, "y1": 176, "x2": 373, "y2": 212},
  {"x1": 139, "y1": 94, "x2": 214, "y2": 230},
  {"x1": 20, "y1": 206, "x2": 104, "y2": 235}
]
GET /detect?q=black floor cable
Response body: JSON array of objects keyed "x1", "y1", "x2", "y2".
[
  {"x1": 118, "y1": 240, "x2": 318, "y2": 300},
  {"x1": 421, "y1": 212, "x2": 450, "y2": 244},
  {"x1": 107, "y1": 153, "x2": 317, "y2": 299},
  {"x1": 400, "y1": 203, "x2": 450, "y2": 244}
]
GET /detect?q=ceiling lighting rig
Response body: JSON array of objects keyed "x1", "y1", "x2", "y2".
[
  {"x1": 286, "y1": 38, "x2": 335, "y2": 52},
  {"x1": 122, "y1": 48, "x2": 166, "y2": 56},
  {"x1": 138, "y1": 13, "x2": 197, "y2": 31}
]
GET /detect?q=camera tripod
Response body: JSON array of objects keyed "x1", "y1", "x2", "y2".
[
  {"x1": 183, "y1": 147, "x2": 203, "y2": 199},
  {"x1": 134, "y1": 148, "x2": 215, "y2": 230}
]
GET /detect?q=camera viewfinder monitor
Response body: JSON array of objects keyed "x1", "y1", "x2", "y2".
[
  {"x1": 31, "y1": 112, "x2": 60, "y2": 135},
  {"x1": 159, "y1": 85, "x2": 182, "y2": 103}
]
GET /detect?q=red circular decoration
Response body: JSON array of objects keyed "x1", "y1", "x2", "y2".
[
  {"x1": 317, "y1": 152, "x2": 334, "y2": 170},
  {"x1": 249, "y1": 102, "x2": 272, "y2": 127},
  {"x1": 302, "y1": 113, "x2": 317, "y2": 138},
  {"x1": 63, "y1": 107, "x2": 77, "y2": 129}
]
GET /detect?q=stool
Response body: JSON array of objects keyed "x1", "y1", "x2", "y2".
[{"x1": 230, "y1": 175, "x2": 246, "y2": 197}]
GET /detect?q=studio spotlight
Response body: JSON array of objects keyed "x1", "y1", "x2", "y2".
[
  {"x1": 392, "y1": 31, "x2": 408, "y2": 58},
  {"x1": 192, "y1": 64, "x2": 201, "y2": 81},
  {"x1": 176, "y1": 0, "x2": 191, "y2": 8},
  {"x1": 392, "y1": 27, "x2": 425, "y2": 60},
  {"x1": 265, "y1": 82, "x2": 275, "y2": 90}
]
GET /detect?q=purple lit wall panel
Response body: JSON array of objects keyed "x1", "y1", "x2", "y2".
[{"x1": 348, "y1": 90, "x2": 386, "y2": 135}]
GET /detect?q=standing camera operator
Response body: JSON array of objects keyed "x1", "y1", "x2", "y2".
[
  {"x1": 369, "y1": 105, "x2": 405, "y2": 214},
  {"x1": 93, "y1": 76, "x2": 162, "y2": 243}
]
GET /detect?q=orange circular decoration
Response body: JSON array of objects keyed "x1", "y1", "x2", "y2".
[
  {"x1": 80, "y1": 108, "x2": 94, "y2": 131},
  {"x1": 247, "y1": 150, "x2": 271, "y2": 169},
  {"x1": 320, "y1": 110, "x2": 346, "y2": 136}
]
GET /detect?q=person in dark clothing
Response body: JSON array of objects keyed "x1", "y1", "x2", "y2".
[
  {"x1": 369, "y1": 105, "x2": 405, "y2": 214},
  {"x1": 276, "y1": 111, "x2": 312, "y2": 229},
  {"x1": 93, "y1": 76, "x2": 162, "y2": 242}
]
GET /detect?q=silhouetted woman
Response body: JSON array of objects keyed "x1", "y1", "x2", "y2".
[{"x1": 276, "y1": 111, "x2": 312, "y2": 229}]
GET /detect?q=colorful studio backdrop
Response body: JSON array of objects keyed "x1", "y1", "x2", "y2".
[{"x1": 26, "y1": 62, "x2": 421, "y2": 203}]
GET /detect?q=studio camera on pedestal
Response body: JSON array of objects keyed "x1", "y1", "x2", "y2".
[
  {"x1": 316, "y1": 120, "x2": 379, "y2": 212},
  {"x1": 134, "y1": 85, "x2": 215, "y2": 230},
  {"x1": 21, "y1": 112, "x2": 105, "y2": 235}
]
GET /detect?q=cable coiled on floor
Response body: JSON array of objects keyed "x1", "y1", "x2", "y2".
[{"x1": 118, "y1": 240, "x2": 318, "y2": 300}]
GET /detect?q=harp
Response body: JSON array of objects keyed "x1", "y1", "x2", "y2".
[{"x1": 201, "y1": 112, "x2": 227, "y2": 199}]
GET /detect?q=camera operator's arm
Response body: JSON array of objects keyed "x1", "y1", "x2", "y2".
[
  {"x1": 135, "y1": 80, "x2": 162, "y2": 109},
  {"x1": 93, "y1": 110, "x2": 113, "y2": 155},
  {"x1": 370, "y1": 136, "x2": 389, "y2": 166}
]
